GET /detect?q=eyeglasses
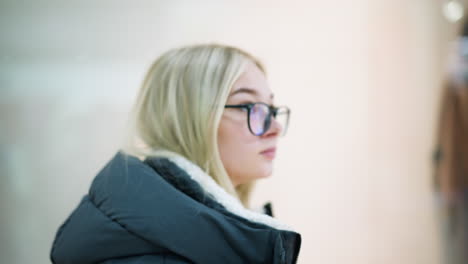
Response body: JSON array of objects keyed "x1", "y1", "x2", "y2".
[{"x1": 224, "y1": 102, "x2": 290, "y2": 136}]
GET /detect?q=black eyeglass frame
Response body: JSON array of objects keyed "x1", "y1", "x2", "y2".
[{"x1": 224, "y1": 102, "x2": 290, "y2": 136}]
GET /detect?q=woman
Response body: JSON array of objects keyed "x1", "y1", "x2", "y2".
[{"x1": 50, "y1": 44, "x2": 302, "y2": 264}]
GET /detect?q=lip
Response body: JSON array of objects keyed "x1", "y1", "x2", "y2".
[{"x1": 260, "y1": 147, "x2": 276, "y2": 159}]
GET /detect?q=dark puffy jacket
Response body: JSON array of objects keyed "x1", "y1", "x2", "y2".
[{"x1": 50, "y1": 152, "x2": 301, "y2": 264}]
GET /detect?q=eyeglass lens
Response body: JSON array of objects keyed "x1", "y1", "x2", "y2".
[{"x1": 249, "y1": 104, "x2": 289, "y2": 136}]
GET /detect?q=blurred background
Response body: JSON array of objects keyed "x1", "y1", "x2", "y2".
[{"x1": 1, "y1": 0, "x2": 468, "y2": 263}]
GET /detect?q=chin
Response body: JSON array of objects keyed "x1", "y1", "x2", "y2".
[
  {"x1": 243, "y1": 168, "x2": 273, "y2": 183},
  {"x1": 258, "y1": 166, "x2": 273, "y2": 179}
]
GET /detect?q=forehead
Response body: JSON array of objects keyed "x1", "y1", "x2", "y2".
[{"x1": 230, "y1": 62, "x2": 273, "y2": 99}]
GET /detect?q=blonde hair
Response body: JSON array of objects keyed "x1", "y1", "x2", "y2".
[{"x1": 123, "y1": 44, "x2": 265, "y2": 207}]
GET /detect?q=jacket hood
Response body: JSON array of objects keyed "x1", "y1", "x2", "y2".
[{"x1": 50, "y1": 151, "x2": 301, "y2": 264}]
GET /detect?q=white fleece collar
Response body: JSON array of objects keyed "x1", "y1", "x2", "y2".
[{"x1": 154, "y1": 151, "x2": 295, "y2": 232}]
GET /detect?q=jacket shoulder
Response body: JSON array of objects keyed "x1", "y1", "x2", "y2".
[{"x1": 88, "y1": 151, "x2": 161, "y2": 204}]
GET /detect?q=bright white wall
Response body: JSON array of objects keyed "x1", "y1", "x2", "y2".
[{"x1": 0, "y1": 0, "x2": 456, "y2": 263}]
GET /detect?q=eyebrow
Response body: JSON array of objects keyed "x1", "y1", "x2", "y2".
[{"x1": 229, "y1": 87, "x2": 274, "y2": 99}]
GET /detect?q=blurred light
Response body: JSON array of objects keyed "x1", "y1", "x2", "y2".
[{"x1": 443, "y1": 0, "x2": 464, "y2": 23}]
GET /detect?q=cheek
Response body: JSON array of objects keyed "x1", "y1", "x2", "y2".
[
  {"x1": 218, "y1": 116, "x2": 254, "y2": 159},
  {"x1": 217, "y1": 117, "x2": 271, "y2": 185}
]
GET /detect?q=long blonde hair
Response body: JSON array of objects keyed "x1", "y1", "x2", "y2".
[{"x1": 123, "y1": 44, "x2": 265, "y2": 207}]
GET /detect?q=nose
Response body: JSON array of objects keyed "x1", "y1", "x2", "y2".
[{"x1": 262, "y1": 117, "x2": 282, "y2": 137}]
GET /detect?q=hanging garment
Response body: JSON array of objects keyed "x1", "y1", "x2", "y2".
[{"x1": 434, "y1": 81, "x2": 468, "y2": 202}]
